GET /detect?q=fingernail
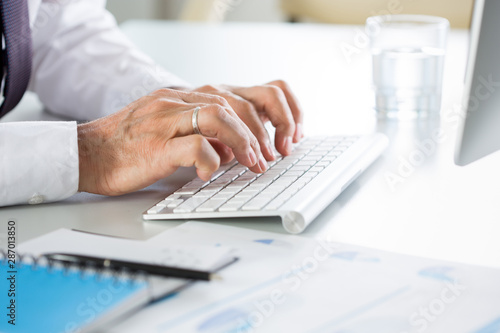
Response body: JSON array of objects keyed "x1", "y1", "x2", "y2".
[
  {"x1": 267, "y1": 143, "x2": 276, "y2": 159},
  {"x1": 295, "y1": 123, "x2": 303, "y2": 142},
  {"x1": 248, "y1": 149, "x2": 258, "y2": 166},
  {"x1": 284, "y1": 136, "x2": 293, "y2": 155},
  {"x1": 258, "y1": 155, "x2": 268, "y2": 172}
]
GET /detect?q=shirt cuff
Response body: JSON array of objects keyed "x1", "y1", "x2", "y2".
[{"x1": 0, "y1": 121, "x2": 79, "y2": 207}]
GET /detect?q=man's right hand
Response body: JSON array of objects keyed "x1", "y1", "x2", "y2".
[{"x1": 77, "y1": 88, "x2": 266, "y2": 196}]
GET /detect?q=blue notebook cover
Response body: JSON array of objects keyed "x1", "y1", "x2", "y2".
[{"x1": 0, "y1": 260, "x2": 149, "y2": 333}]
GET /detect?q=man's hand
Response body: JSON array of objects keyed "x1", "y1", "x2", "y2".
[
  {"x1": 191, "y1": 80, "x2": 304, "y2": 161},
  {"x1": 78, "y1": 81, "x2": 304, "y2": 196}
]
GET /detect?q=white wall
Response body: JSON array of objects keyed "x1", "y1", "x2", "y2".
[
  {"x1": 225, "y1": 0, "x2": 286, "y2": 22},
  {"x1": 106, "y1": 0, "x2": 165, "y2": 23},
  {"x1": 106, "y1": 0, "x2": 285, "y2": 24}
]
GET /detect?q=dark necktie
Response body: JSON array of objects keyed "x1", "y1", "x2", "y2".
[{"x1": 0, "y1": 0, "x2": 32, "y2": 118}]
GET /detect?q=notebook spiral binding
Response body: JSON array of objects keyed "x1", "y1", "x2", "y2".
[{"x1": 0, "y1": 249, "x2": 148, "y2": 285}]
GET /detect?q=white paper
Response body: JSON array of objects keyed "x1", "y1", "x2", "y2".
[
  {"x1": 18, "y1": 228, "x2": 234, "y2": 271},
  {"x1": 109, "y1": 222, "x2": 500, "y2": 333}
]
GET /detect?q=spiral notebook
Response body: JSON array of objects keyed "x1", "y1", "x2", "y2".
[
  {"x1": 0, "y1": 257, "x2": 161, "y2": 333},
  {"x1": 0, "y1": 229, "x2": 236, "y2": 333}
]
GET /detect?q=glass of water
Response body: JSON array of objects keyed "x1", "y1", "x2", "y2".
[{"x1": 366, "y1": 15, "x2": 449, "y2": 119}]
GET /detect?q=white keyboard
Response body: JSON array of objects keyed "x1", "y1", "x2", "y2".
[{"x1": 144, "y1": 134, "x2": 388, "y2": 233}]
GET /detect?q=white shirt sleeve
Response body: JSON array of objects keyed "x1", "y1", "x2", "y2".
[
  {"x1": 0, "y1": 0, "x2": 191, "y2": 207},
  {"x1": 0, "y1": 121, "x2": 79, "y2": 207},
  {"x1": 28, "y1": 0, "x2": 191, "y2": 121}
]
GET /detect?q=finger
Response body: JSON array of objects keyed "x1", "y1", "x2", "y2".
[
  {"x1": 209, "y1": 91, "x2": 276, "y2": 162},
  {"x1": 207, "y1": 138, "x2": 235, "y2": 165},
  {"x1": 143, "y1": 97, "x2": 261, "y2": 170},
  {"x1": 196, "y1": 104, "x2": 261, "y2": 169},
  {"x1": 184, "y1": 92, "x2": 261, "y2": 158},
  {"x1": 228, "y1": 85, "x2": 295, "y2": 156},
  {"x1": 174, "y1": 89, "x2": 232, "y2": 109},
  {"x1": 167, "y1": 90, "x2": 263, "y2": 167},
  {"x1": 192, "y1": 84, "x2": 224, "y2": 94},
  {"x1": 267, "y1": 80, "x2": 304, "y2": 142},
  {"x1": 163, "y1": 135, "x2": 221, "y2": 181}
]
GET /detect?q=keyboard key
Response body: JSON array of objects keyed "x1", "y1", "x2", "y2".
[
  {"x1": 334, "y1": 146, "x2": 349, "y2": 152},
  {"x1": 284, "y1": 170, "x2": 304, "y2": 178},
  {"x1": 213, "y1": 176, "x2": 234, "y2": 185},
  {"x1": 175, "y1": 188, "x2": 200, "y2": 195},
  {"x1": 167, "y1": 199, "x2": 184, "y2": 208},
  {"x1": 316, "y1": 161, "x2": 330, "y2": 168},
  {"x1": 264, "y1": 199, "x2": 285, "y2": 210},
  {"x1": 274, "y1": 176, "x2": 298, "y2": 185},
  {"x1": 254, "y1": 192, "x2": 278, "y2": 201},
  {"x1": 165, "y1": 194, "x2": 181, "y2": 201},
  {"x1": 303, "y1": 171, "x2": 318, "y2": 178},
  {"x1": 264, "y1": 184, "x2": 287, "y2": 193},
  {"x1": 253, "y1": 177, "x2": 274, "y2": 186},
  {"x1": 271, "y1": 189, "x2": 296, "y2": 204},
  {"x1": 320, "y1": 155, "x2": 335, "y2": 161},
  {"x1": 296, "y1": 160, "x2": 316, "y2": 166},
  {"x1": 246, "y1": 183, "x2": 267, "y2": 192},
  {"x1": 196, "y1": 189, "x2": 220, "y2": 197},
  {"x1": 219, "y1": 201, "x2": 244, "y2": 212},
  {"x1": 239, "y1": 188, "x2": 260, "y2": 196},
  {"x1": 242, "y1": 198, "x2": 270, "y2": 211},
  {"x1": 184, "y1": 178, "x2": 210, "y2": 188},
  {"x1": 289, "y1": 152, "x2": 305, "y2": 159},
  {"x1": 314, "y1": 146, "x2": 333, "y2": 152},
  {"x1": 279, "y1": 155, "x2": 299, "y2": 164},
  {"x1": 245, "y1": 171, "x2": 262, "y2": 178},
  {"x1": 275, "y1": 157, "x2": 292, "y2": 166},
  {"x1": 226, "y1": 180, "x2": 250, "y2": 188},
  {"x1": 266, "y1": 168, "x2": 286, "y2": 175},
  {"x1": 292, "y1": 179, "x2": 309, "y2": 190},
  {"x1": 231, "y1": 165, "x2": 248, "y2": 174},
  {"x1": 211, "y1": 192, "x2": 235, "y2": 200},
  {"x1": 326, "y1": 153, "x2": 340, "y2": 159},
  {"x1": 238, "y1": 175, "x2": 257, "y2": 182},
  {"x1": 287, "y1": 181, "x2": 305, "y2": 193},
  {"x1": 290, "y1": 165, "x2": 310, "y2": 172},
  {"x1": 210, "y1": 162, "x2": 237, "y2": 181},
  {"x1": 196, "y1": 199, "x2": 227, "y2": 212},
  {"x1": 147, "y1": 206, "x2": 165, "y2": 214},
  {"x1": 156, "y1": 200, "x2": 169, "y2": 207},
  {"x1": 302, "y1": 156, "x2": 321, "y2": 162},
  {"x1": 233, "y1": 192, "x2": 255, "y2": 201},
  {"x1": 298, "y1": 176, "x2": 314, "y2": 185},
  {"x1": 173, "y1": 197, "x2": 209, "y2": 213},
  {"x1": 222, "y1": 172, "x2": 241, "y2": 181},
  {"x1": 258, "y1": 173, "x2": 280, "y2": 182},
  {"x1": 218, "y1": 187, "x2": 240, "y2": 195},
  {"x1": 268, "y1": 160, "x2": 278, "y2": 167}
]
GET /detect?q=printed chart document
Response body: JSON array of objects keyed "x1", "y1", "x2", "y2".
[{"x1": 108, "y1": 222, "x2": 500, "y2": 333}]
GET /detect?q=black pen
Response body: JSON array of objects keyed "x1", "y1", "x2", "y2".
[{"x1": 42, "y1": 253, "x2": 221, "y2": 281}]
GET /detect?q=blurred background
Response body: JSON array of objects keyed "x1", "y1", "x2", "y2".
[
  {"x1": 106, "y1": 0, "x2": 284, "y2": 24},
  {"x1": 106, "y1": 0, "x2": 474, "y2": 28}
]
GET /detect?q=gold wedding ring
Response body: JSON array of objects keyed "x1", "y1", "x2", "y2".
[{"x1": 192, "y1": 106, "x2": 202, "y2": 135}]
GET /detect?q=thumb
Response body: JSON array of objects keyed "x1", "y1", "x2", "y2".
[{"x1": 163, "y1": 135, "x2": 221, "y2": 181}]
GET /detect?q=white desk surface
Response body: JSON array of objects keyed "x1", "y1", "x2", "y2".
[{"x1": 1, "y1": 21, "x2": 499, "y2": 269}]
